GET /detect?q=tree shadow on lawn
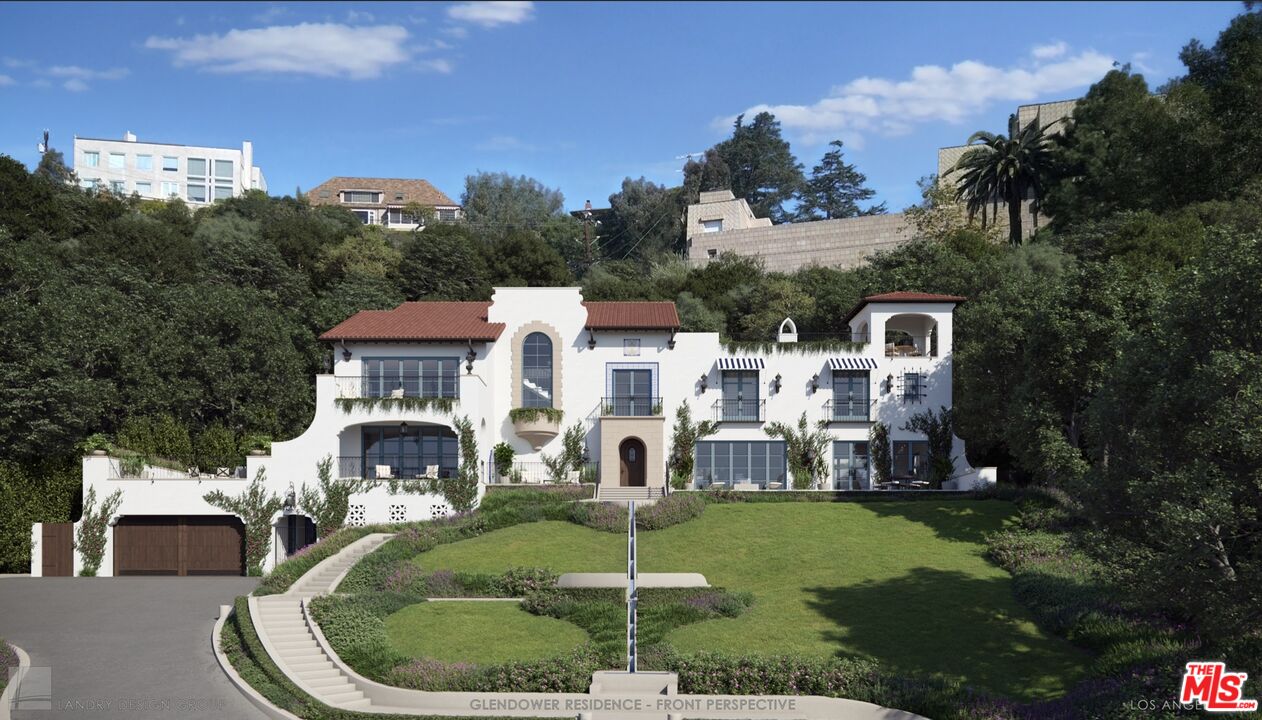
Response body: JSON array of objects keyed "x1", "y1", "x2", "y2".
[
  {"x1": 860, "y1": 498, "x2": 1014, "y2": 545},
  {"x1": 805, "y1": 567, "x2": 1088, "y2": 701}
]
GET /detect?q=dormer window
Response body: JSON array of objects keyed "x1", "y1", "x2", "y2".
[{"x1": 343, "y1": 190, "x2": 381, "y2": 204}]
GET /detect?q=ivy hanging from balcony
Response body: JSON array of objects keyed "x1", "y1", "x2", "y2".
[
  {"x1": 335, "y1": 396, "x2": 456, "y2": 415},
  {"x1": 508, "y1": 407, "x2": 564, "y2": 424},
  {"x1": 721, "y1": 338, "x2": 867, "y2": 356}
]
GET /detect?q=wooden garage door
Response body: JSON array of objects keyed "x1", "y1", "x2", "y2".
[{"x1": 115, "y1": 516, "x2": 244, "y2": 576}]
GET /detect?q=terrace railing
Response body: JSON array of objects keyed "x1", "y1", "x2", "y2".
[
  {"x1": 712, "y1": 398, "x2": 766, "y2": 423},
  {"x1": 334, "y1": 374, "x2": 460, "y2": 400},
  {"x1": 823, "y1": 399, "x2": 872, "y2": 422},
  {"x1": 600, "y1": 396, "x2": 663, "y2": 417},
  {"x1": 336, "y1": 456, "x2": 457, "y2": 481},
  {"x1": 492, "y1": 461, "x2": 600, "y2": 485}
]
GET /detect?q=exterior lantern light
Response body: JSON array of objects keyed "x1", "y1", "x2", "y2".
[
  {"x1": 341, "y1": 345, "x2": 352, "y2": 362},
  {"x1": 773, "y1": 373, "x2": 782, "y2": 393},
  {"x1": 667, "y1": 330, "x2": 677, "y2": 350},
  {"x1": 886, "y1": 373, "x2": 895, "y2": 392},
  {"x1": 465, "y1": 346, "x2": 477, "y2": 373},
  {"x1": 582, "y1": 444, "x2": 590, "y2": 463},
  {"x1": 400, "y1": 421, "x2": 409, "y2": 433},
  {"x1": 699, "y1": 373, "x2": 708, "y2": 392},
  {"x1": 810, "y1": 374, "x2": 819, "y2": 393},
  {"x1": 587, "y1": 331, "x2": 597, "y2": 350}
]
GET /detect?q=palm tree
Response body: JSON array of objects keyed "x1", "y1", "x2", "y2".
[
  {"x1": 949, "y1": 113, "x2": 1055, "y2": 246},
  {"x1": 765, "y1": 412, "x2": 832, "y2": 490}
]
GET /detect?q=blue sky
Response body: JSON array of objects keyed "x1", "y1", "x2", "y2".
[{"x1": 0, "y1": 1, "x2": 1242, "y2": 213}]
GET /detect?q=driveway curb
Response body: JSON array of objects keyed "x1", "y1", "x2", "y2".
[
  {"x1": 211, "y1": 604, "x2": 303, "y2": 720},
  {"x1": 0, "y1": 644, "x2": 30, "y2": 720}
]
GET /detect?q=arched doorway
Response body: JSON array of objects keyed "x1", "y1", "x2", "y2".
[
  {"x1": 619, "y1": 438, "x2": 646, "y2": 487},
  {"x1": 277, "y1": 515, "x2": 316, "y2": 558}
]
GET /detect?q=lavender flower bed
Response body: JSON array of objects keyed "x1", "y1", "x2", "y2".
[{"x1": 569, "y1": 492, "x2": 706, "y2": 534}]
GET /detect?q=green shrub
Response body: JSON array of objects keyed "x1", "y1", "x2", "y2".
[
  {"x1": 256, "y1": 525, "x2": 378, "y2": 595},
  {"x1": 76, "y1": 486, "x2": 122, "y2": 575},
  {"x1": 194, "y1": 423, "x2": 240, "y2": 469},
  {"x1": 118, "y1": 414, "x2": 194, "y2": 465},
  {"x1": 0, "y1": 638, "x2": 17, "y2": 695},
  {"x1": 308, "y1": 595, "x2": 404, "y2": 680},
  {"x1": 491, "y1": 442, "x2": 515, "y2": 476},
  {"x1": 0, "y1": 460, "x2": 78, "y2": 573}
]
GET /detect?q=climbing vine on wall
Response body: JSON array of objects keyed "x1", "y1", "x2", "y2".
[
  {"x1": 204, "y1": 469, "x2": 282, "y2": 576},
  {"x1": 300, "y1": 456, "x2": 366, "y2": 535},
  {"x1": 76, "y1": 486, "x2": 123, "y2": 576}
]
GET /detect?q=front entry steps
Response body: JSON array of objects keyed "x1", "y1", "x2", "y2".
[
  {"x1": 249, "y1": 532, "x2": 393, "y2": 712},
  {"x1": 595, "y1": 486, "x2": 664, "y2": 503}
]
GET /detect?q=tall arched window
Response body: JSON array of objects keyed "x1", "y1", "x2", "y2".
[{"x1": 522, "y1": 332, "x2": 553, "y2": 407}]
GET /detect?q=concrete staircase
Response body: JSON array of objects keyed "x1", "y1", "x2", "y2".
[
  {"x1": 595, "y1": 486, "x2": 664, "y2": 502},
  {"x1": 250, "y1": 532, "x2": 393, "y2": 711}
]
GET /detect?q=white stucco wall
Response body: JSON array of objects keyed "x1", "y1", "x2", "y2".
[{"x1": 42, "y1": 288, "x2": 993, "y2": 576}]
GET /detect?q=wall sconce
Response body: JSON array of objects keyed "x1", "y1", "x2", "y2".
[
  {"x1": 886, "y1": 373, "x2": 895, "y2": 392},
  {"x1": 587, "y1": 331, "x2": 597, "y2": 350},
  {"x1": 465, "y1": 346, "x2": 477, "y2": 373},
  {"x1": 582, "y1": 444, "x2": 590, "y2": 463},
  {"x1": 772, "y1": 373, "x2": 782, "y2": 393},
  {"x1": 810, "y1": 374, "x2": 819, "y2": 394},
  {"x1": 699, "y1": 373, "x2": 708, "y2": 392},
  {"x1": 400, "y1": 421, "x2": 409, "y2": 433},
  {"x1": 341, "y1": 345, "x2": 352, "y2": 362},
  {"x1": 667, "y1": 330, "x2": 677, "y2": 350}
]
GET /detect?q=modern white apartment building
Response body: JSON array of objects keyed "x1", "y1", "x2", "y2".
[
  {"x1": 72, "y1": 131, "x2": 267, "y2": 206},
  {"x1": 32, "y1": 288, "x2": 994, "y2": 577}
]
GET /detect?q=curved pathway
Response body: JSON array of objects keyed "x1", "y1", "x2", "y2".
[{"x1": 248, "y1": 533, "x2": 393, "y2": 711}]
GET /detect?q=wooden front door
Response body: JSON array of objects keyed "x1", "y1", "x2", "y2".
[
  {"x1": 115, "y1": 516, "x2": 245, "y2": 576},
  {"x1": 619, "y1": 438, "x2": 646, "y2": 487},
  {"x1": 41, "y1": 522, "x2": 73, "y2": 576}
]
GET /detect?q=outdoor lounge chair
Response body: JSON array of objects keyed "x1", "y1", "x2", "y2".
[
  {"x1": 418, "y1": 464, "x2": 439, "y2": 479},
  {"x1": 389, "y1": 386, "x2": 405, "y2": 399},
  {"x1": 565, "y1": 469, "x2": 580, "y2": 484},
  {"x1": 375, "y1": 464, "x2": 393, "y2": 480}
]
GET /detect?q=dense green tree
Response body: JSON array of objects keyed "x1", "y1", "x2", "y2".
[
  {"x1": 480, "y1": 229, "x2": 572, "y2": 287},
  {"x1": 315, "y1": 227, "x2": 403, "y2": 284},
  {"x1": 795, "y1": 141, "x2": 884, "y2": 220},
  {"x1": 603, "y1": 177, "x2": 686, "y2": 259},
  {"x1": 711, "y1": 113, "x2": 805, "y2": 223},
  {"x1": 398, "y1": 223, "x2": 489, "y2": 300},
  {"x1": 1180, "y1": 10, "x2": 1262, "y2": 188},
  {"x1": 681, "y1": 148, "x2": 732, "y2": 203},
  {"x1": 460, "y1": 171, "x2": 566, "y2": 233}
]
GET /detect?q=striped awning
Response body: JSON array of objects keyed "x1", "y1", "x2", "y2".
[
  {"x1": 717, "y1": 357, "x2": 765, "y2": 370},
  {"x1": 829, "y1": 357, "x2": 878, "y2": 370}
]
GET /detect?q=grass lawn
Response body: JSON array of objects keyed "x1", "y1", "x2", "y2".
[
  {"x1": 384, "y1": 602, "x2": 589, "y2": 665},
  {"x1": 411, "y1": 500, "x2": 1089, "y2": 701}
]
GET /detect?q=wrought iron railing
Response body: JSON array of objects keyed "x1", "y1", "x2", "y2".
[
  {"x1": 336, "y1": 456, "x2": 458, "y2": 481},
  {"x1": 599, "y1": 396, "x2": 663, "y2": 417},
  {"x1": 334, "y1": 374, "x2": 460, "y2": 400},
  {"x1": 823, "y1": 399, "x2": 872, "y2": 422},
  {"x1": 712, "y1": 399, "x2": 766, "y2": 423}
]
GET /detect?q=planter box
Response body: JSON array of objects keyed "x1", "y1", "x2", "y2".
[{"x1": 513, "y1": 415, "x2": 561, "y2": 450}]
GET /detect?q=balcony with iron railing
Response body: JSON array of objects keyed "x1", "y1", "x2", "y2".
[
  {"x1": 334, "y1": 374, "x2": 460, "y2": 400},
  {"x1": 712, "y1": 398, "x2": 766, "y2": 423},
  {"x1": 599, "y1": 396, "x2": 663, "y2": 418},
  {"x1": 336, "y1": 456, "x2": 458, "y2": 481},
  {"x1": 823, "y1": 398, "x2": 873, "y2": 422},
  {"x1": 490, "y1": 461, "x2": 600, "y2": 485}
]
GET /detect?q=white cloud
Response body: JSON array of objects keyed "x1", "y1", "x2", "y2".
[
  {"x1": 719, "y1": 47, "x2": 1114, "y2": 148},
  {"x1": 418, "y1": 58, "x2": 454, "y2": 74},
  {"x1": 447, "y1": 1, "x2": 534, "y2": 27},
  {"x1": 475, "y1": 135, "x2": 536, "y2": 152},
  {"x1": 442, "y1": 25, "x2": 469, "y2": 38},
  {"x1": 145, "y1": 23, "x2": 416, "y2": 79},
  {"x1": 252, "y1": 5, "x2": 288, "y2": 23},
  {"x1": 63, "y1": 78, "x2": 89, "y2": 92},
  {"x1": 0, "y1": 74, "x2": 14, "y2": 86},
  {"x1": 346, "y1": 9, "x2": 375, "y2": 23},
  {"x1": 1031, "y1": 41, "x2": 1068, "y2": 61},
  {"x1": 3, "y1": 57, "x2": 35, "y2": 69},
  {"x1": 48, "y1": 65, "x2": 129, "y2": 81}
]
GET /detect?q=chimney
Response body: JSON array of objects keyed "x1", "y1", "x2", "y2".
[{"x1": 123, "y1": 131, "x2": 137, "y2": 142}]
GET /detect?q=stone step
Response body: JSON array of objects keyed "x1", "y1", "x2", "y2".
[
  {"x1": 285, "y1": 659, "x2": 334, "y2": 672},
  {"x1": 304, "y1": 674, "x2": 352, "y2": 690},
  {"x1": 342, "y1": 698, "x2": 372, "y2": 710},
  {"x1": 295, "y1": 667, "x2": 343, "y2": 681},
  {"x1": 322, "y1": 689, "x2": 365, "y2": 705},
  {"x1": 267, "y1": 630, "x2": 313, "y2": 642},
  {"x1": 273, "y1": 639, "x2": 319, "y2": 652}
]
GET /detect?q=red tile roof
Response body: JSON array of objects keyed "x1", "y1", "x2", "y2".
[
  {"x1": 584, "y1": 301, "x2": 681, "y2": 331},
  {"x1": 843, "y1": 292, "x2": 966, "y2": 324},
  {"x1": 320, "y1": 302, "x2": 505, "y2": 342}
]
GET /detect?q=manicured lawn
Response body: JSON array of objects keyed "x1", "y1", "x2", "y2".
[
  {"x1": 384, "y1": 602, "x2": 589, "y2": 665},
  {"x1": 411, "y1": 500, "x2": 1089, "y2": 700}
]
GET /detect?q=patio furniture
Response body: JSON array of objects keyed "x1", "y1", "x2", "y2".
[
  {"x1": 416, "y1": 464, "x2": 439, "y2": 479},
  {"x1": 389, "y1": 386, "x2": 405, "y2": 399},
  {"x1": 733, "y1": 482, "x2": 758, "y2": 492},
  {"x1": 186, "y1": 466, "x2": 200, "y2": 478},
  {"x1": 767, "y1": 481, "x2": 784, "y2": 490},
  {"x1": 215, "y1": 467, "x2": 231, "y2": 477},
  {"x1": 709, "y1": 481, "x2": 727, "y2": 490},
  {"x1": 565, "y1": 470, "x2": 581, "y2": 484},
  {"x1": 375, "y1": 464, "x2": 393, "y2": 480}
]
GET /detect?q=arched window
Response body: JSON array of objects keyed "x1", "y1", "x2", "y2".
[{"x1": 522, "y1": 332, "x2": 553, "y2": 407}]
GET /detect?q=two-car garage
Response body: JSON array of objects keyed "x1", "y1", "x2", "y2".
[{"x1": 113, "y1": 516, "x2": 246, "y2": 576}]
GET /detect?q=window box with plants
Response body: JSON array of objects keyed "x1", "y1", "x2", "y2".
[{"x1": 508, "y1": 407, "x2": 563, "y2": 450}]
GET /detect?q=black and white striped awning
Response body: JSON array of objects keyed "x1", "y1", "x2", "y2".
[
  {"x1": 829, "y1": 357, "x2": 879, "y2": 370},
  {"x1": 717, "y1": 357, "x2": 765, "y2": 370}
]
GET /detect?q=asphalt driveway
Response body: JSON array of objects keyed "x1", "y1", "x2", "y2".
[{"x1": 0, "y1": 576, "x2": 266, "y2": 719}]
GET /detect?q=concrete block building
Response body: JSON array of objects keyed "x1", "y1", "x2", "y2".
[{"x1": 72, "y1": 131, "x2": 266, "y2": 205}]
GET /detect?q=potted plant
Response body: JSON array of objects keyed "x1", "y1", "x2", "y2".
[
  {"x1": 79, "y1": 433, "x2": 113, "y2": 457},
  {"x1": 492, "y1": 442, "x2": 516, "y2": 482}
]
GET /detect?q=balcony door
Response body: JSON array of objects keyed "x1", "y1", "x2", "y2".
[
  {"x1": 611, "y1": 368, "x2": 653, "y2": 416},
  {"x1": 833, "y1": 441, "x2": 870, "y2": 490},
  {"x1": 721, "y1": 370, "x2": 759, "y2": 421},
  {"x1": 832, "y1": 370, "x2": 869, "y2": 420},
  {"x1": 359, "y1": 425, "x2": 458, "y2": 480}
]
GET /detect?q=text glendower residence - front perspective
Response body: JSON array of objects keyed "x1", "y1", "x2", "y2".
[{"x1": 30, "y1": 287, "x2": 994, "y2": 577}]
